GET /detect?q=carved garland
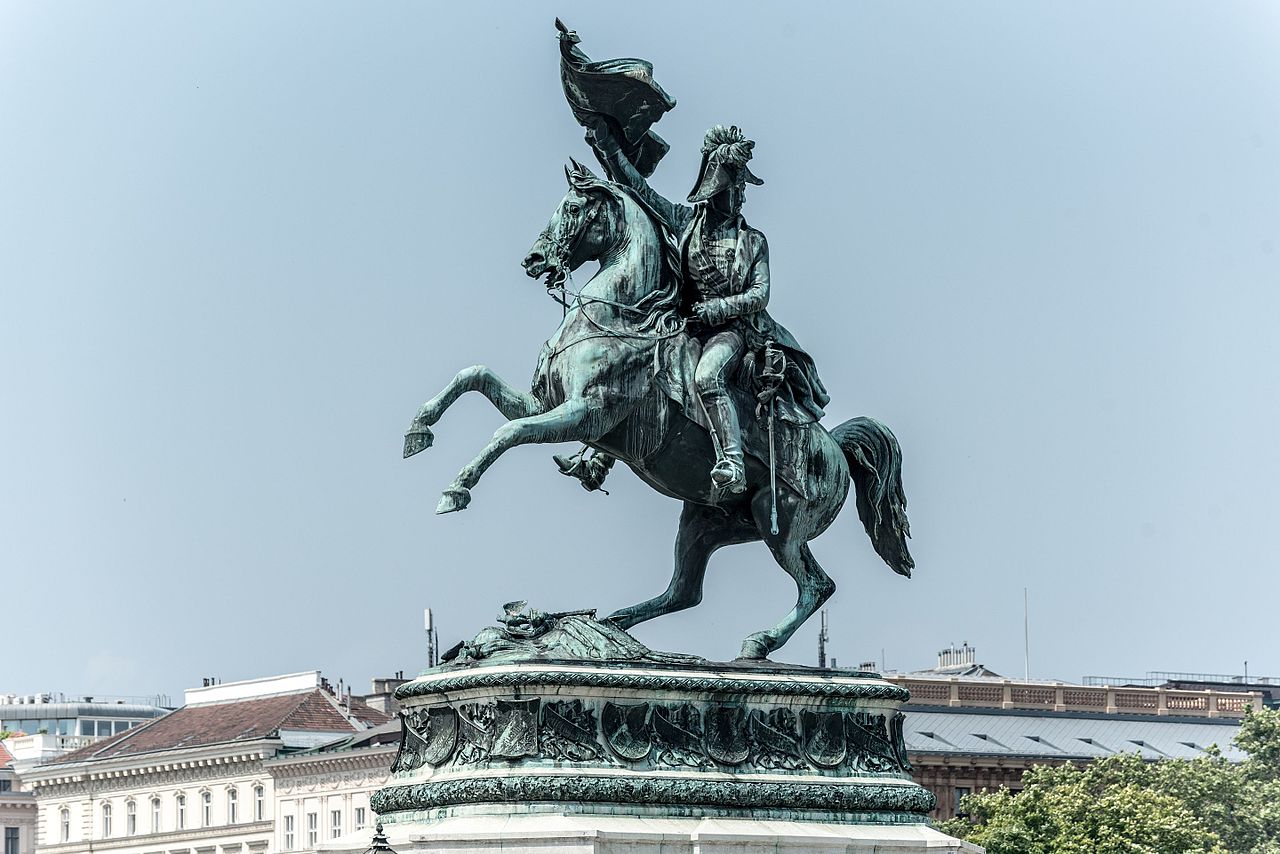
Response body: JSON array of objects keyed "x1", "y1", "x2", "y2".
[
  {"x1": 392, "y1": 699, "x2": 913, "y2": 778},
  {"x1": 371, "y1": 776, "x2": 935, "y2": 816}
]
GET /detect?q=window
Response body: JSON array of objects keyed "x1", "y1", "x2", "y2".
[
  {"x1": 102, "y1": 803, "x2": 112, "y2": 837},
  {"x1": 78, "y1": 719, "x2": 119, "y2": 737},
  {"x1": 283, "y1": 815, "x2": 295, "y2": 850},
  {"x1": 126, "y1": 800, "x2": 137, "y2": 836},
  {"x1": 0, "y1": 780, "x2": 10, "y2": 792},
  {"x1": 151, "y1": 797, "x2": 161, "y2": 833},
  {"x1": 254, "y1": 786, "x2": 265, "y2": 822},
  {"x1": 4, "y1": 827, "x2": 18, "y2": 854},
  {"x1": 60, "y1": 809, "x2": 70, "y2": 842},
  {"x1": 201, "y1": 791, "x2": 212, "y2": 827},
  {"x1": 354, "y1": 807, "x2": 366, "y2": 831},
  {"x1": 306, "y1": 812, "x2": 317, "y2": 847},
  {"x1": 227, "y1": 788, "x2": 238, "y2": 824},
  {"x1": 330, "y1": 809, "x2": 342, "y2": 839},
  {"x1": 176, "y1": 794, "x2": 186, "y2": 830}
]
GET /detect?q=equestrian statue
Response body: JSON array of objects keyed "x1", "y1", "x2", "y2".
[{"x1": 403, "y1": 21, "x2": 915, "y2": 660}]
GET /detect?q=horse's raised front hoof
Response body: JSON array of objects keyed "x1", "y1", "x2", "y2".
[
  {"x1": 738, "y1": 632, "x2": 774, "y2": 661},
  {"x1": 403, "y1": 427, "x2": 434, "y2": 459},
  {"x1": 436, "y1": 487, "x2": 471, "y2": 515}
]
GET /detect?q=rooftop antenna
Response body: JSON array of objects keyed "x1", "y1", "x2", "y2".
[
  {"x1": 1023, "y1": 587, "x2": 1030, "y2": 681},
  {"x1": 818, "y1": 610, "x2": 829, "y2": 669},
  {"x1": 425, "y1": 608, "x2": 439, "y2": 668}
]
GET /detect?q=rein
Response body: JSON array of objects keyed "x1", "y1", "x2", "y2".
[
  {"x1": 540, "y1": 187, "x2": 685, "y2": 365},
  {"x1": 542, "y1": 193, "x2": 605, "y2": 315},
  {"x1": 544, "y1": 287, "x2": 686, "y2": 365}
]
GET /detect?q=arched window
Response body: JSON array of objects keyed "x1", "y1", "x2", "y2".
[
  {"x1": 227, "y1": 788, "x2": 238, "y2": 824},
  {"x1": 176, "y1": 794, "x2": 187, "y2": 830},
  {"x1": 254, "y1": 785, "x2": 265, "y2": 822},
  {"x1": 59, "y1": 808, "x2": 70, "y2": 843},
  {"x1": 151, "y1": 797, "x2": 161, "y2": 833},
  {"x1": 101, "y1": 803, "x2": 112, "y2": 838},
  {"x1": 201, "y1": 791, "x2": 212, "y2": 827},
  {"x1": 125, "y1": 800, "x2": 137, "y2": 836}
]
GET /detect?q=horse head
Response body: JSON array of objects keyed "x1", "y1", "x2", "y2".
[{"x1": 522, "y1": 160, "x2": 620, "y2": 289}]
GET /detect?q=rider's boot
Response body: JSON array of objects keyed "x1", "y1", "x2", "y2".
[
  {"x1": 703, "y1": 393, "x2": 747, "y2": 493},
  {"x1": 553, "y1": 449, "x2": 615, "y2": 493}
]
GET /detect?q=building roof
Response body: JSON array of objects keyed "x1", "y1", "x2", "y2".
[
  {"x1": 904, "y1": 705, "x2": 1246, "y2": 763},
  {"x1": 346, "y1": 698, "x2": 392, "y2": 728},
  {"x1": 312, "y1": 719, "x2": 401, "y2": 753},
  {"x1": 0, "y1": 741, "x2": 13, "y2": 768},
  {"x1": 47, "y1": 689, "x2": 384, "y2": 765}
]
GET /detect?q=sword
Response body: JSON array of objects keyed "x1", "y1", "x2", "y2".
[
  {"x1": 768, "y1": 395, "x2": 778, "y2": 535},
  {"x1": 760, "y1": 340, "x2": 786, "y2": 536}
]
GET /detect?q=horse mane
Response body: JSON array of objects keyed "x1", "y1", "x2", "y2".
[{"x1": 566, "y1": 160, "x2": 682, "y2": 335}]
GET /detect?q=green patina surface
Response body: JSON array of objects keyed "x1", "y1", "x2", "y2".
[{"x1": 373, "y1": 777, "x2": 934, "y2": 822}]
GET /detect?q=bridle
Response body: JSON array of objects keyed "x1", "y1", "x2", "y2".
[
  {"x1": 541, "y1": 190, "x2": 605, "y2": 309},
  {"x1": 538, "y1": 185, "x2": 687, "y2": 366}
]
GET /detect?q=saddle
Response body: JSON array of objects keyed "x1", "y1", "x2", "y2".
[{"x1": 653, "y1": 333, "x2": 818, "y2": 500}]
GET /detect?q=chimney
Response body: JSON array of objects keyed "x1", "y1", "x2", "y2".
[{"x1": 937, "y1": 643, "x2": 976, "y2": 670}]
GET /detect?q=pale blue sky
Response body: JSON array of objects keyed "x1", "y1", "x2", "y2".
[{"x1": 2, "y1": 2, "x2": 1278, "y2": 700}]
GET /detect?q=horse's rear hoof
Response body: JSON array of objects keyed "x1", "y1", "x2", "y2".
[
  {"x1": 436, "y1": 487, "x2": 471, "y2": 515},
  {"x1": 404, "y1": 427, "x2": 434, "y2": 458},
  {"x1": 738, "y1": 633, "x2": 773, "y2": 660}
]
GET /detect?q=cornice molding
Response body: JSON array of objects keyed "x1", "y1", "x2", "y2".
[
  {"x1": 398, "y1": 668, "x2": 910, "y2": 702},
  {"x1": 25, "y1": 743, "x2": 279, "y2": 791}
]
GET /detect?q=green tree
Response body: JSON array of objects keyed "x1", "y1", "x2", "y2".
[{"x1": 939, "y1": 707, "x2": 1280, "y2": 854}]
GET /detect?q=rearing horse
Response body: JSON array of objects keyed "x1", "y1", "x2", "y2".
[{"x1": 403, "y1": 162, "x2": 914, "y2": 660}]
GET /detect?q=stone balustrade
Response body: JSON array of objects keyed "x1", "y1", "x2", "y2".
[{"x1": 885, "y1": 675, "x2": 1263, "y2": 718}]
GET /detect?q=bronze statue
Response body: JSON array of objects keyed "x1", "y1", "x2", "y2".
[
  {"x1": 402, "y1": 23, "x2": 915, "y2": 660},
  {"x1": 581, "y1": 120, "x2": 828, "y2": 493}
]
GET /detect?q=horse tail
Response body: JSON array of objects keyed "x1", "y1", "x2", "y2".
[{"x1": 830, "y1": 417, "x2": 914, "y2": 578}]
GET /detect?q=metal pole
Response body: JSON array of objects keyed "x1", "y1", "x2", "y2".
[
  {"x1": 425, "y1": 608, "x2": 437, "y2": 668},
  {"x1": 818, "y1": 610, "x2": 828, "y2": 669},
  {"x1": 1023, "y1": 588, "x2": 1030, "y2": 681}
]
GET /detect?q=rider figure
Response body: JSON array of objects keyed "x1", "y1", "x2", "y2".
[{"x1": 578, "y1": 120, "x2": 828, "y2": 495}]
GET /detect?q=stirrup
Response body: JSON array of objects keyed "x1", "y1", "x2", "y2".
[
  {"x1": 553, "y1": 451, "x2": 611, "y2": 494},
  {"x1": 710, "y1": 458, "x2": 747, "y2": 494}
]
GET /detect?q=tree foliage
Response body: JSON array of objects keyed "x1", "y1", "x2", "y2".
[{"x1": 939, "y1": 707, "x2": 1280, "y2": 853}]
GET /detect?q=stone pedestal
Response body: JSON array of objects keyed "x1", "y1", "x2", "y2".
[
  {"x1": 359, "y1": 813, "x2": 981, "y2": 853},
  {"x1": 369, "y1": 652, "x2": 977, "y2": 852}
]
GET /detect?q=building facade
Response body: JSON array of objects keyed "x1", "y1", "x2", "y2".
[
  {"x1": 21, "y1": 673, "x2": 387, "y2": 854},
  {"x1": 266, "y1": 723, "x2": 398, "y2": 854},
  {"x1": 881, "y1": 647, "x2": 1264, "y2": 819},
  {"x1": 1, "y1": 744, "x2": 36, "y2": 854}
]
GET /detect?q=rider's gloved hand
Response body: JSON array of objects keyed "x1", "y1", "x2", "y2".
[{"x1": 694, "y1": 299, "x2": 731, "y2": 327}]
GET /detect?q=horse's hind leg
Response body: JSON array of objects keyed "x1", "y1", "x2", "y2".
[
  {"x1": 739, "y1": 491, "x2": 836, "y2": 660},
  {"x1": 405, "y1": 365, "x2": 541, "y2": 458},
  {"x1": 437, "y1": 398, "x2": 596, "y2": 513},
  {"x1": 608, "y1": 502, "x2": 758, "y2": 630}
]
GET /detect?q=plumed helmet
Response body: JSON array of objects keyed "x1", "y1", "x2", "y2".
[{"x1": 687, "y1": 125, "x2": 764, "y2": 204}]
